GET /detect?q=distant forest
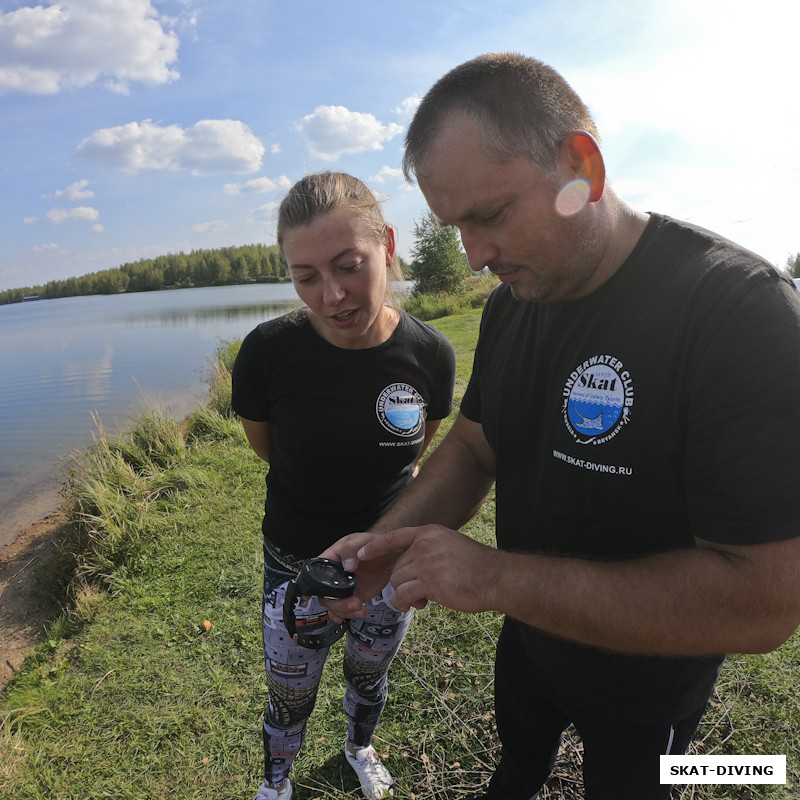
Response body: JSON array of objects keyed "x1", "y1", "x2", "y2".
[
  {"x1": 0, "y1": 244, "x2": 414, "y2": 306},
  {"x1": 0, "y1": 244, "x2": 290, "y2": 305}
]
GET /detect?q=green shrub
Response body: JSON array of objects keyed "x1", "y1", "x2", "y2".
[{"x1": 405, "y1": 274, "x2": 498, "y2": 320}]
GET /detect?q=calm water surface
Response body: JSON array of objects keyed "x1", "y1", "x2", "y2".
[{"x1": 0, "y1": 283, "x2": 304, "y2": 550}]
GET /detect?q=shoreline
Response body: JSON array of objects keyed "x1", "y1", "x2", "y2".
[
  {"x1": 0, "y1": 401, "x2": 201, "y2": 691},
  {"x1": 0, "y1": 472, "x2": 65, "y2": 555},
  {"x1": 0, "y1": 499, "x2": 68, "y2": 691}
]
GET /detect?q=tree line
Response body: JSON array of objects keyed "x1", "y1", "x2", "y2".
[{"x1": 0, "y1": 244, "x2": 292, "y2": 305}]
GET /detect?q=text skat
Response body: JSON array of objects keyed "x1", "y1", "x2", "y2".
[
  {"x1": 574, "y1": 369, "x2": 634, "y2": 403},
  {"x1": 577, "y1": 372, "x2": 618, "y2": 392},
  {"x1": 670, "y1": 765, "x2": 775, "y2": 777}
]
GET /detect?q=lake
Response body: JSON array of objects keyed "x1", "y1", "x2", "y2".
[{"x1": 0, "y1": 283, "x2": 306, "y2": 552}]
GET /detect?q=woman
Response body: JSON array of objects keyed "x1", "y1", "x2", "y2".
[{"x1": 231, "y1": 172, "x2": 456, "y2": 800}]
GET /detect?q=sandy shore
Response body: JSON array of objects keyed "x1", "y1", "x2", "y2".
[
  {"x1": 0, "y1": 500, "x2": 68, "y2": 690},
  {"x1": 0, "y1": 469, "x2": 71, "y2": 690}
]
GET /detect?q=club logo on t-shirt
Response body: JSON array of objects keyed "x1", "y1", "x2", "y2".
[
  {"x1": 376, "y1": 383, "x2": 425, "y2": 437},
  {"x1": 562, "y1": 355, "x2": 633, "y2": 445}
]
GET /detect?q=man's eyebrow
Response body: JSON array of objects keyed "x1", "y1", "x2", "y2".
[{"x1": 289, "y1": 246, "x2": 357, "y2": 269}]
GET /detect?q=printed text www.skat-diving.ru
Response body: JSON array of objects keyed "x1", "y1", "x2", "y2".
[
  {"x1": 553, "y1": 449, "x2": 633, "y2": 476},
  {"x1": 379, "y1": 435, "x2": 425, "y2": 447}
]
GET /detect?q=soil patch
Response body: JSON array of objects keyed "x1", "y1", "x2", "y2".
[{"x1": 0, "y1": 510, "x2": 69, "y2": 691}]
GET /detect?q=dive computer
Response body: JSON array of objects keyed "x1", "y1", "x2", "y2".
[{"x1": 282, "y1": 558, "x2": 357, "y2": 648}]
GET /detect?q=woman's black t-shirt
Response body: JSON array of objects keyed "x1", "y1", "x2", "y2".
[{"x1": 232, "y1": 309, "x2": 456, "y2": 560}]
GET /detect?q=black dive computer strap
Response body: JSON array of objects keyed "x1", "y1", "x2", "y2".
[{"x1": 282, "y1": 558, "x2": 357, "y2": 649}]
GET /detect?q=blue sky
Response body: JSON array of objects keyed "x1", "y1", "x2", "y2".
[{"x1": 1, "y1": 0, "x2": 798, "y2": 292}]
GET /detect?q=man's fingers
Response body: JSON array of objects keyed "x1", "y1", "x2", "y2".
[
  {"x1": 357, "y1": 527, "x2": 420, "y2": 560},
  {"x1": 389, "y1": 577, "x2": 430, "y2": 612}
]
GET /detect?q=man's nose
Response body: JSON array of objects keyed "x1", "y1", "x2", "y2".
[{"x1": 459, "y1": 229, "x2": 499, "y2": 272}]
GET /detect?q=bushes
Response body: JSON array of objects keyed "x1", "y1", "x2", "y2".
[{"x1": 404, "y1": 273, "x2": 498, "y2": 321}]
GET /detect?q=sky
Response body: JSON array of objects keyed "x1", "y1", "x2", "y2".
[{"x1": 1, "y1": 0, "x2": 799, "y2": 292}]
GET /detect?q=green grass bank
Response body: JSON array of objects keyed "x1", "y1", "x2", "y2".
[{"x1": 1, "y1": 308, "x2": 799, "y2": 800}]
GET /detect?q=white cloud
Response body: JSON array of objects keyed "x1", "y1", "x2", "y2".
[
  {"x1": 223, "y1": 175, "x2": 292, "y2": 195},
  {"x1": 77, "y1": 119, "x2": 265, "y2": 174},
  {"x1": 396, "y1": 95, "x2": 422, "y2": 121},
  {"x1": 92, "y1": 223, "x2": 104, "y2": 233},
  {"x1": 24, "y1": 216, "x2": 36, "y2": 224},
  {"x1": 46, "y1": 180, "x2": 94, "y2": 201},
  {"x1": 182, "y1": 120, "x2": 266, "y2": 174},
  {"x1": 191, "y1": 219, "x2": 226, "y2": 234},
  {"x1": 46, "y1": 206, "x2": 99, "y2": 223},
  {"x1": 369, "y1": 166, "x2": 403, "y2": 185},
  {"x1": 294, "y1": 105, "x2": 403, "y2": 161},
  {"x1": 0, "y1": 0, "x2": 180, "y2": 96},
  {"x1": 250, "y1": 202, "x2": 280, "y2": 224},
  {"x1": 33, "y1": 242, "x2": 62, "y2": 252}
]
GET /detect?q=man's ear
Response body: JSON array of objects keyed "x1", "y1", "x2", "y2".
[{"x1": 562, "y1": 131, "x2": 605, "y2": 202}]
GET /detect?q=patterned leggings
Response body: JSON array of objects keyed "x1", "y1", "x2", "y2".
[{"x1": 261, "y1": 557, "x2": 413, "y2": 784}]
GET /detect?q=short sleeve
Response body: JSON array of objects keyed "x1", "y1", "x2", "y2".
[
  {"x1": 684, "y1": 277, "x2": 800, "y2": 544},
  {"x1": 231, "y1": 326, "x2": 270, "y2": 422}
]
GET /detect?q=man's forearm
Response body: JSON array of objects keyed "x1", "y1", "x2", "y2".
[{"x1": 485, "y1": 538, "x2": 800, "y2": 656}]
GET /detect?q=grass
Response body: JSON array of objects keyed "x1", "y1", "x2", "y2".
[
  {"x1": 403, "y1": 273, "x2": 498, "y2": 322},
  {"x1": 1, "y1": 307, "x2": 799, "y2": 799}
]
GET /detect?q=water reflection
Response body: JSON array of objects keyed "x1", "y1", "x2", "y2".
[
  {"x1": 62, "y1": 343, "x2": 115, "y2": 404},
  {"x1": 124, "y1": 301, "x2": 302, "y2": 327}
]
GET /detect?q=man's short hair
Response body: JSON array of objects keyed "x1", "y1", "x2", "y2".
[{"x1": 403, "y1": 52, "x2": 599, "y2": 180}]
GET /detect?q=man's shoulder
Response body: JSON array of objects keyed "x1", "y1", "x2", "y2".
[{"x1": 647, "y1": 213, "x2": 774, "y2": 273}]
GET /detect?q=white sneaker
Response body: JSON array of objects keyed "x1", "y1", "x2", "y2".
[
  {"x1": 253, "y1": 778, "x2": 292, "y2": 800},
  {"x1": 345, "y1": 743, "x2": 394, "y2": 799}
]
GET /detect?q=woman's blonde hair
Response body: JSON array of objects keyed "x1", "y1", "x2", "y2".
[{"x1": 277, "y1": 171, "x2": 403, "y2": 310}]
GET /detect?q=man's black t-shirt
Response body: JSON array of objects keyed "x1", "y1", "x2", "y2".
[
  {"x1": 232, "y1": 309, "x2": 456, "y2": 560},
  {"x1": 461, "y1": 213, "x2": 800, "y2": 722}
]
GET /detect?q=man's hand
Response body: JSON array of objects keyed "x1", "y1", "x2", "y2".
[
  {"x1": 357, "y1": 525, "x2": 500, "y2": 613},
  {"x1": 318, "y1": 532, "x2": 397, "y2": 620}
]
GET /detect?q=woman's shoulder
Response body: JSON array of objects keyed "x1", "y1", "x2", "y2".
[
  {"x1": 247, "y1": 307, "x2": 310, "y2": 345},
  {"x1": 397, "y1": 312, "x2": 456, "y2": 366},
  {"x1": 399, "y1": 311, "x2": 451, "y2": 344}
]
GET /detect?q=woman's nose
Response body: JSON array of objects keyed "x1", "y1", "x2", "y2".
[{"x1": 322, "y1": 276, "x2": 346, "y2": 305}]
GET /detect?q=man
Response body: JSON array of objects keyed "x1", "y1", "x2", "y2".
[{"x1": 323, "y1": 52, "x2": 800, "y2": 799}]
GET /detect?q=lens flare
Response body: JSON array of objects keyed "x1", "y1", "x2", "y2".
[{"x1": 555, "y1": 179, "x2": 590, "y2": 216}]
